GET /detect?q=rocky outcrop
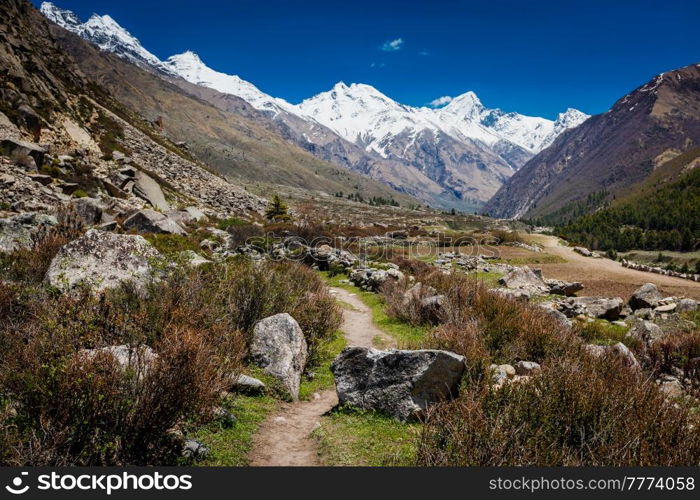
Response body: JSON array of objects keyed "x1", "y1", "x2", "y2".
[
  {"x1": 250, "y1": 313, "x2": 308, "y2": 400},
  {"x1": 331, "y1": 347, "x2": 465, "y2": 421},
  {"x1": 628, "y1": 319, "x2": 665, "y2": 346},
  {"x1": 45, "y1": 229, "x2": 161, "y2": 293}
]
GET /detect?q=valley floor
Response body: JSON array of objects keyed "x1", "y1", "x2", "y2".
[{"x1": 525, "y1": 235, "x2": 700, "y2": 300}]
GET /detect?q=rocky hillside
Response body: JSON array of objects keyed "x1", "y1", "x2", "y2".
[
  {"x1": 485, "y1": 63, "x2": 700, "y2": 220},
  {"x1": 0, "y1": 0, "x2": 267, "y2": 221}
]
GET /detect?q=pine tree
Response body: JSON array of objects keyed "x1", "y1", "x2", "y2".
[{"x1": 265, "y1": 195, "x2": 290, "y2": 221}]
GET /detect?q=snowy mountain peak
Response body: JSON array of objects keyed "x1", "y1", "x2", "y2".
[
  {"x1": 40, "y1": 2, "x2": 80, "y2": 29},
  {"x1": 41, "y1": 2, "x2": 160, "y2": 67}
]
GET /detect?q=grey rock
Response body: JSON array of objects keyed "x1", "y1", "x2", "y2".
[
  {"x1": 585, "y1": 342, "x2": 640, "y2": 371},
  {"x1": 331, "y1": 347, "x2": 465, "y2": 421},
  {"x1": 546, "y1": 279, "x2": 584, "y2": 296},
  {"x1": 627, "y1": 319, "x2": 664, "y2": 345},
  {"x1": 514, "y1": 361, "x2": 541, "y2": 376},
  {"x1": 0, "y1": 138, "x2": 46, "y2": 167},
  {"x1": 70, "y1": 197, "x2": 103, "y2": 225},
  {"x1": 230, "y1": 374, "x2": 266, "y2": 394},
  {"x1": 123, "y1": 209, "x2": 187, "y2": 235},
  {"x1": 251, "y1": 313, "x2": 308, "y2": 400},
  {"x1": 677, "y1": 298, "x2": 698, "y2": 312},
  {"x1": 654, "y1": 303, "x2": 677, "y2": 313},
  {"x1": 45, "y1": 229, "x2": 161, "y2": 293},
  {"x1": 0, "y1": 212, "x2": 58, "y2": 252},
  {"x1": 498, "y1": 266, "x2": 548, "y2": 295},
  {"x1": 419, "y1": 295, "x2": 446, "y2": 324},
  {"x1": 179, "y1": 250, "x2": 212, "y2": 268},
  {"x1": 79, "y1": 344, "x2": 158, "y2": 372},
  {"x1": 570, "y1": 296, "x2": 624, "y2": 320},
  {"x1": 657, "y1": 375, "x2": 684, "y2": 399},
  {"x1": 133, "y1": 170, "x2": 170, "y2": 211},
  {"x1": 182, "y1": 439, "x2": 209, "y2": 460},
  {"x1": 629, "y1": 283, "x2": 663, "y2": 310}
]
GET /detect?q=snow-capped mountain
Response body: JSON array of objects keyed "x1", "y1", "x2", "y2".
[
  {"x1": 40, "y1": 1, "x2": 589, "y2": 210},
  {"x1": 160, "y1": 51, "x2": 296, "y2": 116},
  {"x1": 41, "y1": 2, "x2": 160, "y2": 68}
]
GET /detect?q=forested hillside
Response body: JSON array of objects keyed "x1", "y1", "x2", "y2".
[{"x1": 556, "y1": 165, "x2": 700, "y2": 252}]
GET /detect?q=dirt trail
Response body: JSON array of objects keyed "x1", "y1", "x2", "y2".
[
  {"x1": 248, "y1": 286, "x2": 390, "y2": 466},
  {"x1": 530, "y1": 234, "x2": 700, "y2": 300}
]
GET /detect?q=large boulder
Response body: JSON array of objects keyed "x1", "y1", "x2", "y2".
[
  {"x1": 133, "y1": 170, "x2": 170, "y2": 211},
  {"x1": 498, "y1": 266, "x2": 548, "y2": 295},
  {"x1": 629, "y1": 283, "x2": 663, "y2": 310},
  {"x1": 123, "y1": 209, "x2": 187, "y2": 235},
  {"x1": 45, "y1": 229, "x2": 161, "y2": 293},
  {"x1": 0, "y1": 138, "x2": 45, "y2": 168},
  {"x1": 331, "y1": 347, "x2": 465, "y2": 421},
  {"x1": 0, "y1": 212, "x2": 57, "y2": 252},
  {"x1": 570, "y1": 296, "x2": 624, "y2": 320},
  {"x1": 250, "y1": 313, "x2": 308, "y2": 400}
]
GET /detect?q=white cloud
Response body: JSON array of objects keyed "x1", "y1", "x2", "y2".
[
  {"x1": 370, "y1": 62, "x2": 386, "y2": 68},
  {"x1": 428, "y1": 96, "x2": 453, "y2": 107},
  {"x1": 381, "y1": 38, "x2": 404, "y2": 51},
  {"x1": 418, "y1": 49, "x2": 430, "y2": 56}
]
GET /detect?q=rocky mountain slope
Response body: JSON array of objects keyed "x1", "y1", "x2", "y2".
[
  {"x1": 40, "y1": 2, "x2": 588, "y2": 210},
  {"x1": 0, "y1": 0, "x2": 269, "y2": 221},
  {"x1": 485, "y1": 64, "x2": 700, "y2": 220}
]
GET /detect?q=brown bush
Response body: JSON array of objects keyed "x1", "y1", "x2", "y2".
[
  {"x1": 418, "y1": 352, "x2": 700, "y2": 466},
  {"x1": 1, "y1": 326, "x2": 235, "y2": 465}
]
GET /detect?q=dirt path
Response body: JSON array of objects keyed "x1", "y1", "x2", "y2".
[
  {"x1": 248, "y1": 286, "x2": 390, "y2": 466},
  {"x1": 530, "y1": 235, "x2": 700, "y2": 300}
]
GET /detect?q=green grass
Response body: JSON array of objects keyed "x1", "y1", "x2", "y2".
[
  {"x1": 578, "y1": 319, "x2": 632, "y2": 346},
  {"x1": 190, "y1": 393, "x2": 277, "y2": 466},
  {"x1": 313, "y1": 406, "x2": 420, "y2": 466},
  {"x1": 472, "y1": 270, "x2": 503, "y2": 289},
  {"x1": 320, "y1": 271, "x2": 430, "y2": 347},
  {"x1": 299, "y1": 332, "x2": 347, "y2": 401}
]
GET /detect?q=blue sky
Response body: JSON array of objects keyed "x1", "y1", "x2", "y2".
[{"x1": 35, "y1": 0, "x2": 700, "y2": 119}]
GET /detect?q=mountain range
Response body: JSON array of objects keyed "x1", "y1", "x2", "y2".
[
  {"x1": 485, "y1": 63, "x2": 700, "y2": 221},
  {"x1": 40, "y1": 2, "x2": 589, "y2": 211}
]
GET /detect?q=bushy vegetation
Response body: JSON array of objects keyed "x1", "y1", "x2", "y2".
[
  {"x1": 379, "y1": 259, "x2": 700, "y2": 466},
  {"x1": 417, "y1": 354, "x2": 700, "y2": 466},
  {"x1": 0, "y1": 231, "x2": 340, "y2": 465},
  {"x1": 555, "y1": 168, "x2": 700, "y2": 252}
]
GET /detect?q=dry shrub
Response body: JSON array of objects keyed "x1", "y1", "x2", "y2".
[
  {"x1": 492, "y1": 229, "x2": 523, "y2": 244},
  {"x1": 418, "y1": 352, "x2": 700, "y2": 466},
  {"x1": 427, "y1": 321, "x2": 490, "y2": 383},
  {"x1": 1, "y1": 326, "x2": 234, "y2": 465},
  {"x1": 646, "y1": 329, "x2": 700, "y2": 394},
  {"x1": 383, "y1": 270, "x2": 575, "y2": 363}
]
